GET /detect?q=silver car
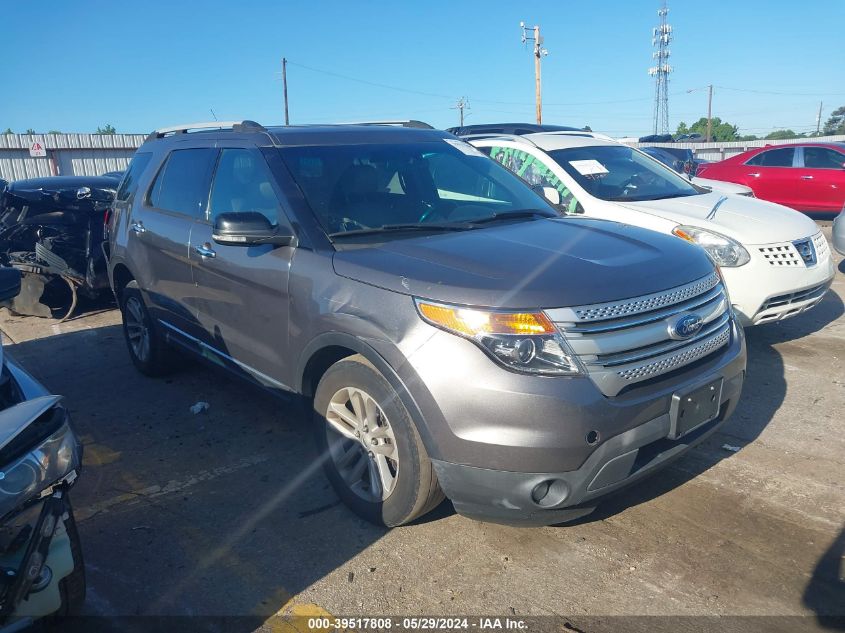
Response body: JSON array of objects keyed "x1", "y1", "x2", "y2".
[
  {"x1": 107, "y1": 121, "x2": 746, "y2": 527},
  {"x1": 833, "y1": 206, "x2": 845, "y2": 256}
]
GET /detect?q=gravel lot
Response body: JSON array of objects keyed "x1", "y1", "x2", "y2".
[{"x1": 1, "y1": 224, "x2": 843, "y2": 632}]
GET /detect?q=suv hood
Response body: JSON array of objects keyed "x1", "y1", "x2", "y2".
[
  {"x1": 621, "y1": 191, "x2": 818, "y2": 244},
  {"x1": 332, "y1": 218, "x2": 714, "y2": 309}
]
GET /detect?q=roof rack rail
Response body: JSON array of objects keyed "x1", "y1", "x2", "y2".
[
  {"x1": 542, "y1": 130, "x2": 615, "y2": 141},
  {"x1": 335, "y1": 120, "x2": 434, "y2": 129},
  {"x1": 147, "y1": 120, "x2": 267, "y2": 140},
  {"x1": 455, "y1": 132, "x2": 539, "y2": 148}
]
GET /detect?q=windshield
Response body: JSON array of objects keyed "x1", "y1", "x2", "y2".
[
  {"x1": 279, "y1": 140, "x2": 555, "y2": 237},
  {"x1": 547, "y1": 145, "x2": 703, "y2": 202}
]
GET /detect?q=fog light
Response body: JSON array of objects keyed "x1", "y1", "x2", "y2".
[
  {"x1": 530, "y1": 479, "x2": 570, "y2": 507},
  {"x1": 531, "y1": 480, "x2": 551, "y2": 503},
  {"x1": 586, "y1": 430, "x2": 600, "y2": 445}
]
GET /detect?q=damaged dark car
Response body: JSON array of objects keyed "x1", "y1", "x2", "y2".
[{"x1": 0, "y1": 175, "x2": 119, "y2": 320}]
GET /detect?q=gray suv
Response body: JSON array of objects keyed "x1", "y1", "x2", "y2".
[{"x1": 107, "y1": 121, "x2": 747, "y2": 527}]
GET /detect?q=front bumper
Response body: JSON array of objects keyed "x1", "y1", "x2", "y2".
[
  {"x1": 432, "y1": 368, "x2": 743, "y2": 526},
  {"x1": 396, "y1": 316, "x2": 746, "y2": 526},
  {"x1": 721, "y1": 238, "x2": 835, "y2": 326}
]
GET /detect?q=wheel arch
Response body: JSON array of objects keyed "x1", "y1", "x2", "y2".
[{"x1": 297, "y1": 332, "x2": 440, "y2": 459}]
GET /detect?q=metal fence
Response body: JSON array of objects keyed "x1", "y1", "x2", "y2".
[
  {"x1": 2, "y1": 131, "x2": 844, "y2": 182},
  {"x1": 631, "y1": 134, "x2": 845, "y2": 161},
  {"x1": 0, "y1": 133, "x2": 146, "y2": 181}
]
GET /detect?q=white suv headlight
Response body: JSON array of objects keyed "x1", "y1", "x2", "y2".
[
  {"x1": 415, "y1": 300, "x2": 582, "y2": 376},
  {"x1": 673, "y1": 225, "x2": 750, "y2": 267}
]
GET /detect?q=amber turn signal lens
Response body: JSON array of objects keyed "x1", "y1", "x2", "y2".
[{"x1": 417, "y1": 302, "x2": 555, "y2": 336}]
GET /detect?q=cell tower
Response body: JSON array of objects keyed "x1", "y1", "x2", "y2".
[{"x1": 648, "y1": 2, "x2": 673, "y2": 135}]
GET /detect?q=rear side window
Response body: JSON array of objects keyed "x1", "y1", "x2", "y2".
[
  {"x1": 115, "y1": 152, "x2": 153, "y2": 202},
  {"x1": 488, "y1": 146, "x2": 580, "y2": 213},
  {"x1": 147, "y1": 149, "x2": 217, "y2": 218},
  {"x1": 803, "y1": 147, "x2": 845, "y2": 169},
  {"x1": 746, "y1": 147, "x2": 795, "y2": 167}
]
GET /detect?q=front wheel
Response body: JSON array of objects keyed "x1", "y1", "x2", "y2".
[{"x1": 314, "y1": 355, "x2": 444, "y2": 526}]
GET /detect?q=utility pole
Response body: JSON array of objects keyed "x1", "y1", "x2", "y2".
[
  {"x1": 816, "y1": 101, "x2": 823, "y2": 136},
  {"x1": 706, "y1": 84, "x2": 713, "y2": 142},
  {"x1": 452, "y1": 97, "x2": 470, "y2": 127},
  {"x1": 282, "y1": 57, "x2": 290, "y2": 125},
  {"x1": 520, "y1": 22, "x2": 549, "y2": 124}
]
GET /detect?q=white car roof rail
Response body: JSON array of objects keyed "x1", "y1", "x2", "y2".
[
  {"x1": 148, "y1": 120, "x2": 267, "y2": 140},
  {"x1": 460, "y1": 133, "x2": 540, "y2": 148},
  {"x1": 538, "y1": 130, "x2": 616, "y2": 141}
]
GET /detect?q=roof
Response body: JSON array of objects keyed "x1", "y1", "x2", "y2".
[
  {"x1": 9, "y1": 175, "x2": 120, "y2": 191},
  {"x1": 266, "y1": 124, "x2": 450, "y2": 147},
  {"x1": 518, "y1": 133, "x2": 620, "y2": 151},
  {"x1": 140, "y1": 122, "x2": 451, "y2": 149}
]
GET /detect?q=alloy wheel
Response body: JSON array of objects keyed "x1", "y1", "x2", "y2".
[
  {"x1": 124, "y1": 296, "x2": 151, "y2": 363},
  {"x1": 325, "y1": 387, "x2": 399, "y2": 502}
]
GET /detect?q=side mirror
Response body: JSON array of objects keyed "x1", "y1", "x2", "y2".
[
  {"x1": 0, "y1": 268, "x2": 21, "y2": 303},
  {"x1": 533, "y1": 185, "x2": 561, "y2": 206},
  {"x1": 212, "y1": 212, "x2": 297, "y2": 247}
]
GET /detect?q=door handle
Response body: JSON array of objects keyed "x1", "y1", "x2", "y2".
[
  {"x1": 194, "y1": 243, "x2": 216, "y2": 259},
  {"x1": 800, "y1": 175, "x2": 814, "y2": 180},
  {"x1": 747, "y1": 172, "x2": 761, "y2": 178},
  {"x1": 130, "y1": 221, "x2": 146, "y2": 234}
]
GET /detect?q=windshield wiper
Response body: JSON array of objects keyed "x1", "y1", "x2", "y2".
[
  {"x1": 467, "y1": 210, "x2": 555, "y2": 224},
  {"x1": 329, "y1": 223, "x2": 474, "y2": 238}
]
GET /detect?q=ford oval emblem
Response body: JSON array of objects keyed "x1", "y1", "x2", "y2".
[{"x1": 668, "y1": 313, "x2": 704, "y2": 340}]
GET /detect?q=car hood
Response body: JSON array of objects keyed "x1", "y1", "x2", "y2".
[
  {"x1": 621, "y1": 191, "x2": 819, "y2": 244},
  {"x1": 690, "y1": 176, "x2": 753, "y2": 195},
  {"x1": 332, "y1": 218, "x2": 714, "y2": 309}
]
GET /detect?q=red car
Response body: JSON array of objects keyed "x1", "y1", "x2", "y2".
[{"x1": 697, "y1": 142, "x2": 845, "y2": 215}]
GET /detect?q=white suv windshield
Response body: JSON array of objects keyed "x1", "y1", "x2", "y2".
[{"x1": 548, "y1": 145, "x2": 703, "y2": 202}]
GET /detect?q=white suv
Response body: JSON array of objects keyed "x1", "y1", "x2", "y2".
[{"x1": 467, "y1": 131, "x2": 835, "y2": 326}]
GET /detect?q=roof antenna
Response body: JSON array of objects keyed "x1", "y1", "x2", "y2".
[{"x1": 209, "y1": 108, "x2": 218, "y2": 121}]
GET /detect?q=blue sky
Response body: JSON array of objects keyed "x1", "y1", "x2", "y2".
[{"x1": 2, "y1": 0, "x2": 843, "y2": 137}]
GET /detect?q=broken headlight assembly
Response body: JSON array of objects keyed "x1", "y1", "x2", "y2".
[
  {"x1": 415, "y1": 299, "x2": 582, "y2": 376},
  {"x1": 0, "y1": 406, "x2": 80, "y2": 519}
]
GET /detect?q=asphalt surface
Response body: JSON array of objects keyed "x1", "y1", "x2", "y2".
[{"x1": 0, "y1": 224, "x2": 842, "y2": 633}]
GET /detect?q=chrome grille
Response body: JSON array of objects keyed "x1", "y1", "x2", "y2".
[
  {"x1": 617, "y1": 329, "x2": 730, "y2": 382},
  {"x1": 547, "y1": 272, "x2": 732, "y2": 397},
  {"x1": 570, "y1": 272, "x2": 719, "y2": 321}
]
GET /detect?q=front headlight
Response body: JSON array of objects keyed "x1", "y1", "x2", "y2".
[
  {"x1": 0, "y1": 414, "x2": 80, "y2": 518},
  {"x1": 672, "y1": 225, "x2": 750, "y2": 267},
  {"x1": 415, "y1": 300, "x2": 582, "y2": 376}
]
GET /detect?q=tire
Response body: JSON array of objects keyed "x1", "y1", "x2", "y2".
[
  {"x1": 119, "y1": 287, "x2": 176, "y2": 376},
  {"x1": 314, "y1": 355, "x2": 444, "y2": 527}
]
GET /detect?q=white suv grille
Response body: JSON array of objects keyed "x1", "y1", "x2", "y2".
[
  {"x1": 759, "y1": 232, "x2": 828, "y2": 267},
  {"x1": 759, "y1": 244, "x2": 802, "y2": 266},
  {"x1": 546, "y1": 272, "x2": 732, "y2": 397}
]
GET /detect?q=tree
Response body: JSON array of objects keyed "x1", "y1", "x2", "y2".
[
  {"x1": 25, "y1": 128, "x2": 35, "y2": 135},
  {"x1": 822, "y1": 106, "x2": 845, "y2": 136},
  {"x1": 47, "y1": 130, "x2": 62, "y2": 134},
  {"x1": 675, "y1": 117, "x2": 739, "y2": 142},
  {"x1": 2, "y1": 128, "x2": 11, "y2": 135},
  {"x1": 764, "y1": 129, "x2": 804, "y2": 140},
  {"x1": 96, "y1": 124, "x2": 116, "y2": 134}
]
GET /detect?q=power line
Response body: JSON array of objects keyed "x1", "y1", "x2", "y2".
[{"x1": 716, "y1": 86, "x2": 845, "y2": 97}]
